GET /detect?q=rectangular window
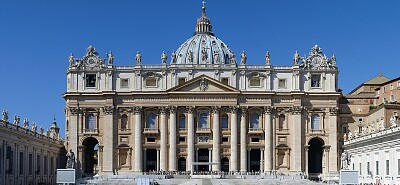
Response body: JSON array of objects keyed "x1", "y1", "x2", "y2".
[
  {"x1": 390, "y1": 85, "x2": 394, "y2": 90},
  {"x1": 398, "y1": 159, "x2": 400, "y2": 175},
  {"x1": 367, "y1": 162, "x2": 370, "y2": 175},
  {"x1": 36, "y1": 155, "x2": 40, "y2": 175},
  {"x1": 221, "y1": 78, "x2": 229, "y2": 85},
  {"x1": 311, "y1": 75, "x2": 321, "y2": 88},
  {"x1": 146, "y1": 137, "x2": 156, "y2": 142},
  {"x1": 311, "y1": 114, "x2": 321, "y2": 130},
  {"x1": 359, "y1": 163, "x2": 362, "y2": 175},
  {"x1": 383, "y1": 87, "x2": 386, "y2": 93},
  {"x1": 342, "y1": 127, "x2": 348, "y2": 134},
  {"x1": 178, "y1": 78, "x2": 186, "y2": 85},
  {"x1": 352, "y1": 163, "x2": 355, "y2": 170},
  {"x1": 44, "y1": 156, "x2": 47, "y2": 175},
  {"x1": 376, "y1": 161, "x2": 379, "y2": 175},
  {"x1": 51, "y1": 157, "x2": 54, "y2": 176},
  {"x1": 6, "y1": 146, "x2": 13, "y2": 175},
  {"x1": 251, "y1": 137, "x2": 260, "y2": 142},
  {"x1": 198, "y1": 136, "x2": 209, "y2": 143},
  {"x1": 249, "y1": 78, "x2": 261, "y2": 87},
  {"x1": 179, "y1": 137, "x2": 186, "y2": 142},
  {"x1": 278, "y1": 79, "x2": 286, "y2": 89},
  {"x1": 222, "y1": 137, "x2": 229, "y2": 143},
  {"x1": 146, "y1": 78, "x2": 157, "y2": 87},
  {"x1": 19, "y1": 152, "x2": 23, "y2": 175},
  {"x1": 85, "y1": 74, "x2": 96, "y2": 87},
  {"x1": 120, "y1": 78, "x2": 129, "y2": 88},
  {"x1": 29, "y1": 154, "x2": 33, "y2": 175},
  {"x1": 398, "y1": 82, "x2": 400, "y2": 88},
  {"x1": 386, "y1": 160, "x2": 389, "y2": 175}
]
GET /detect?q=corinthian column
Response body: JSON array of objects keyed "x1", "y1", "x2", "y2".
[
  {"x1": 230, "y1": 106, "x2": 238, "y2": 172},
  {"x1": 159, "y1": 106, "x2": 167, "y2": 171},
  {"x1": 291, "y1": 106, "x2": 302, "y2": 171},
  {"x1": 168, "y1": 106, "x2": 177, "y2": 171},
  {"x1": 240, "y1": 107, "x2": 247, "y2": 172},
  {"x1": 102, "y1": 106, "x2": 114, "y2": 173},
  {"x1": 187, "y1": 106, "x2": 195, "y2": 172},
  {"x1": 212, "y1": 106, "x2": 220, "y2": 171},
  {"x1": 264, "y1": 107, "x2": 272, "y2": 173},
  {"x1": 134, "y1": 106, "x2": 143, "y2": 172}
]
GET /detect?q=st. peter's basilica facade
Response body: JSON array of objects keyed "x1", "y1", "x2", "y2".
[{"x1": 64, "y1": 4, "x2": 340, "y2": 181}]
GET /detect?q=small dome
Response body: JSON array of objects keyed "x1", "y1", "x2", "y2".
[{"x1": 172, "y1": 4, "x2": 235, "y2": 65}]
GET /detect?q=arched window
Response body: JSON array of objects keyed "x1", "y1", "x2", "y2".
[
  {"x1": 86, "y1": 113, "x2": 95, "y2": 130},
  {"x1": 179, "y1": 114, "x2": 186, "y2": 129},
  {"x1": 147, "y1": 113, "x2": 156, "y2": 128},
  {"x1": 311, "y1": 114, "x2": 321, "y2": 130},
  {"x1": 279, "y1": 114, "x2": 285, "y2": 130},
  {"x1": 121, "y1": 114, "x2": 128, "y2": 130},
  {"x1": 250, "y1": 113, "x2": 259, "y2": 128},
  {"x1": 199, "y1": 112, "x2": 208, "y2": 128},
  {"x1": 221, "y1": 114, "x2": 229, "y2": 129}
]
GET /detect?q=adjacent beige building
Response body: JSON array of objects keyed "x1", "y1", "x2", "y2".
[
  {"x1": 0, "y1": 114, "x2": 64, "y2": 185},
  {"x1": 64, "y1": 5, "x2": 341, "y2": 181}
]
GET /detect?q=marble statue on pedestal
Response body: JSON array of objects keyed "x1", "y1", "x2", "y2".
[
  {"x1": 66, "y1": 149, "x2": 75, "y2": 169},
  {"x1": 135, "y1": 51, "x2": 142, "y2": 64}
]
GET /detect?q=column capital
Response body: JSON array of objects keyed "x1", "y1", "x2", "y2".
[
  {"x1": 187, "y1": 106, "x2": 195, "y2": 114},
  {"x1": 229, "y1": 106, "x2": 239, "y2": 114},
  {"x1": 289, "y1": 106, "x2": 303, "y2": 115},
  {"x1": 263, "y1": 106, "x2": 273, "y2": 114},
  {"x1": 133, "y1": 106, "x2": 143, "y2": 115},
  {"x1": 102, "y1": 106, "x2": 114, "y2": 115},
  {"x1": 240, "y1": 106, "x2": 248, "y2": 115},
  {"x1": 158, "y1": 106, "x2": 167, "y2": 115},
  {"x1": 211, "y1": 106, "x2": 220, "y2": 114},
  {"x1": 329, "y1": 107, "x2": 339, "y2": 115},
  {"x1": 69, "y1": 107, "x2": 80, "y2": 115},
  {"x1": 169, "y1": 106, "x2": 177, "y2": 114}
]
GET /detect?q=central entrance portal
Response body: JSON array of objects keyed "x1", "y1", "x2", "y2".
[
  {"x1": 250, "y1": 149, "x2": 261, "y2": 172},
  {"x1": 197, "y1": 149, "x2": 209, "y2": 171},
  {"x1": 145, "y1": 149, "x2": 157, "y2": 172}
]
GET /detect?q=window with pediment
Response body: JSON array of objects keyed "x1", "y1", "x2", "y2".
[
  {"x1": 311, "y1": 75, "x2": 321, "y2": 88},
  {"x1": 221, "y1": 114, "x2": 229, "y2": 129},
  {"x1": 121, "y1": 114, "x2": 128, "y2": 130},
  {"x1": 179, "y1": 114, "x2": 186, "y2": 129},
  {"x1": 311, "y1": 114, "x2": 321, "y2": 130},
  {"x1": 199, "y1": 112, "x2": 209, "y2": 128},
  {"x1": 147, "y1": 113, "x2": 156, "y2": 128},
  {"x1": 278, "y1": 114, "x2": 285, "y2": 130},
  {"x1": 250, "y1": 113, "x2": 260, "y2": 128},
  {"x1": 86, "y1": 113, "x2": 96, "y2": 130}
]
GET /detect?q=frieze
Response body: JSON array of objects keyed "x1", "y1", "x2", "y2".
[{"x1": 102, "y1": 106, "x2": 114, "y2": 115}]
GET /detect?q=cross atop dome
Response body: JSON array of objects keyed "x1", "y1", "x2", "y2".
[{"x1": 195, "y1": 0, "x2": 213, "y2": 35}]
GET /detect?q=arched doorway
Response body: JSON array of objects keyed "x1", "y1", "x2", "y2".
[
  {"x1": 82, "y1": 137, "x2": 99, "y2": 176},
  {"x1": 221, "y1": 157, "x2": 229, "y2": 172},
  {"x1": 178, "y1": 157, "x2": 186, "y2": 171},
  {"x1": 308, "y1": 137, "x2": 324, "y2": 179}
]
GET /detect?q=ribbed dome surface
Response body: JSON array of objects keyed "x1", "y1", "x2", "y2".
[{"x1": 172, "y1": 4, "x2": 235, "y2": 65}]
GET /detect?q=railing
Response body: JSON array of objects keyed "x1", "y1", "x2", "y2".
[
  {"x1": 273, "y1": 66, "x2": 293, "y2": 70},
  {"x1": 276, "y1": 128, "x2": 290, "y2": 133},
  {"x1": 196, "y1": 128, "x2": 211, "y2": 133},
  {"x1": 179, "y1": 128, "x2": 187, "y2": 132},
  {"x1": 84, "y1": 128, "x2": 98, "y2": 133},
  {"x1": 248, "y1": 128, "x2": 263, "y2": 132},
  {"x1": 119, "y1": 128, "x2": 131, "y2": 132},
  {"x1": 244, "y1": 65, "x2": 265, "y2": 69},
  {"x1": 309, "y1": 129, "x2": 325, "y2": 134},
  {"x1": 144, "y1": 128, "x2": 159, "y2": 133}
]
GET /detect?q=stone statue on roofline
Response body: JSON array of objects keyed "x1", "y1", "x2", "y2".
[
  {"x1": 390, "y1": 115, "x2": 397, "y2": 127},
  {"x1": 240, "y1": 51, "x2": 247, "y2": 65},
  {"x1": 2, "y1": 110, "x2": 8, "y2": 122},
  {"x1": 161, "y1": 51, "x2": 167, "y2": 64},
  {"x1": 40, "y1": 126, "x2": 44, "y2": 135},
  {"x1": 69, "y1": 53, "x2": 74, "y2": 67},
  {"x1": 229, "y1": 52, "x2": 236, "y2": 64},
  {"x1": 135, "y1": 51, "x2": 142, "y2": 65},
  {"x1": 107, "y1": 51, "x2": 114, "y2": 65},
  {"x1": 293, "y1": 51, "x2": 300, "y2": 65},
  {"x1": 213, "y1": 51, "x2": 219, "y2": 64},
  {"x1": 13, "y1": 115, "x2": 20, "y2": 125},
  {"x1": 265, "y1": 51, "x2": 270, "y2": 65},
  {"x1": 171, "y1": 50, "x2": 177, "y2": 64},
  {"x1": 23, "y1": 118, "x2": 29, "y2": 129},
  {"x1": 32, "y1": 122, "x2": 37, "y2": 132}
]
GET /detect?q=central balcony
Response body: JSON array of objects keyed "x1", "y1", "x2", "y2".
[
  {"x1": 248, "y1": 128, "x2": 263, "y2": 134},
  {"x1": 143, "y1": 128, "x2": 159, "y2": 134},
  {"x1": 196, "y1": 128, "x2": 211, "y2": 134}
]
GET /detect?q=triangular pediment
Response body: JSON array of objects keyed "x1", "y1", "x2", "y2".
[{"x1": 167, "y1": 75, "x2": 240, "y2": 94}]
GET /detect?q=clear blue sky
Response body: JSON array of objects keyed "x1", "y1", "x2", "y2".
[{"x1": 1, "y1": 0, "x2": 399, "y2": 137}]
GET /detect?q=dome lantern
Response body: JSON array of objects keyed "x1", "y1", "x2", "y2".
[{"x1": 194, "y1": 1, "x2": 213, "y2": 36}]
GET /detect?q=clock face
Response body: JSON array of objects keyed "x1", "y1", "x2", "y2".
[
  {"x1": 312, "y1": 57, "x2": 322, "y2": 67},
  {"x1": 87, "y1": 57, "x2": 97, "y2": 67}
]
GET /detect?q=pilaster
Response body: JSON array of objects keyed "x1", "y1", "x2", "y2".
[{"x1": 102, "y1": 106, "x2": 114, "y2": 173}]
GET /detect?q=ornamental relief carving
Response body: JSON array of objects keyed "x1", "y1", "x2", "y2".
[
  {"x1": 133, "y1": 106, "x2": 143, "y2": 115},
  {"x1": 69, "y1": 107, "x2": 80, "y2": 115},
  {"x1": 158, "y1": 106, "x2": 167, "y2": 115},
  {"x1": 290, "y1": 106, "x2": 303, "y2": 115}
]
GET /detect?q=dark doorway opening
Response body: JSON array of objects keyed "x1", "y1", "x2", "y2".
[
  {"x1": 178, "y1": 157, "x2": 186, "y2": 171},
  {"x1": 82, "y1": 137, "x2": 99, "y2": 176},
  {"x1": 145, "y1": 149, "x2": 157, "y2": 172},
  {"x1": 197, "y1": 149, "x2": 209, "y2": 171},
  {"x1": 221, "y1": 157, "x2": 229, "y2": 172},
  {"x1": 308, "y1": 137, "x2": 324, "y2": 178},
  {"x1": 250, "y1": 149, "x2": 261, "y2": 172}
]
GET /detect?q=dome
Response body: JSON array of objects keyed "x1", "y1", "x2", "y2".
[{"x1": 172, "y1": 4, "x2": 235, "y2": 65}]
